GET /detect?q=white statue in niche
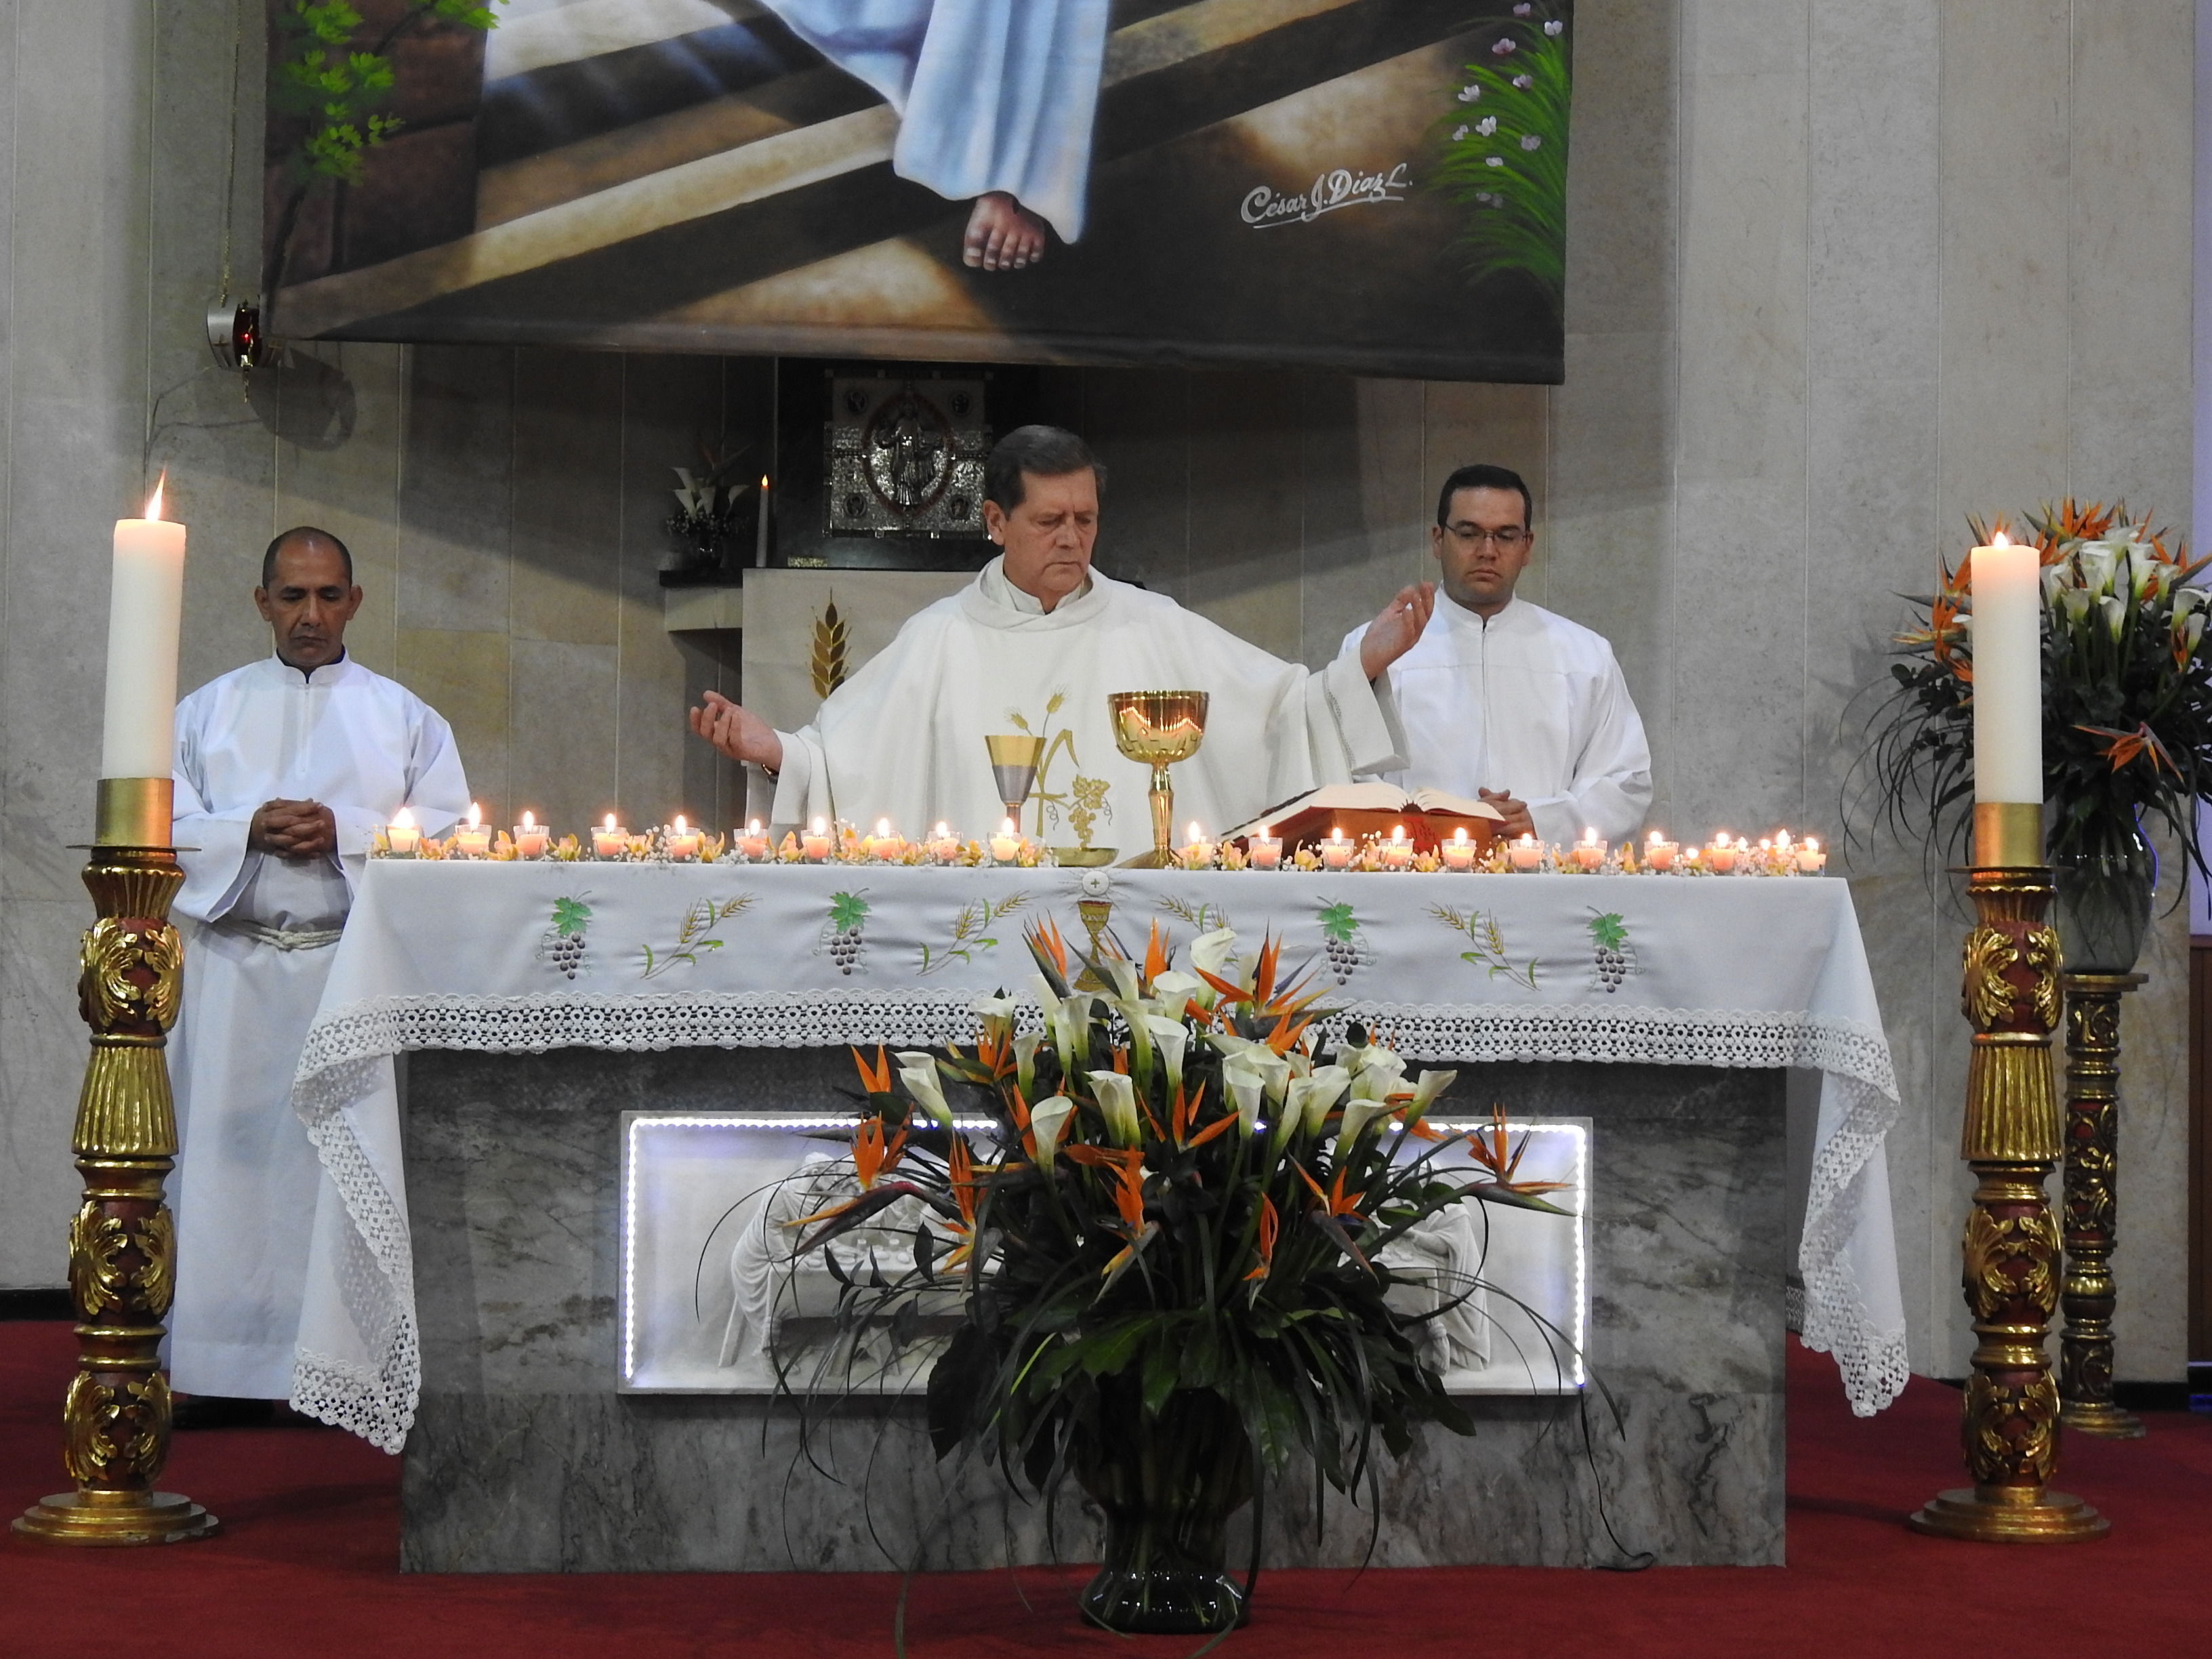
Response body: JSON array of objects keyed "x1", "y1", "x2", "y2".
[
  {"x1": 1379, "y1": 1202, "x2": 1493, "y2": 1375},
  {"x1": 719, "y1": 1153, "x2": 956, "y2": 1370}
]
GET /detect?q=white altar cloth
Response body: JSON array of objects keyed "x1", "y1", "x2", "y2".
[{"x1": 283, "y1": 863, "x2": 1908, "y2": 1450}]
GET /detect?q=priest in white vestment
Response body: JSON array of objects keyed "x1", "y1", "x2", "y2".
[
  {"x1": 692, "y1": 426, "x2": 1435, "y2": 842},
  {"x1": 1339, "y1": 465, "x2": 1652, "y2": 847},
  {"x1": 168, "y1": 528, "x2": 469, "y2": 1407},
  {"x1": 755, "y1": 0, "x2": 1109, "y2": 269}
]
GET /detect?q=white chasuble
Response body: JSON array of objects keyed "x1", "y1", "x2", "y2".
[
  {"x1": 167, "y1": 655, "x2": 468, "y2": 1399},
  {"x1": 764, "y1": 559, "x2": 1407, "y2": 842},
  {"x1": 754, "y1": 0, "x2": 1109, "y2": 245},
  {"x1": 1340, "y1": 596, "x2": 1652, "y2": 847}
]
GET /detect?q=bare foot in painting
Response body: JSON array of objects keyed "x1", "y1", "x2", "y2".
[{"x1": 963, "y1": 192, "x2": 1048, "y2": 271}]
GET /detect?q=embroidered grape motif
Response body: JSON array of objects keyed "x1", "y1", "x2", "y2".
[
  {"x1": 539, "y1": 896, "x2": 593, "y2": 979},
  {"x1": 1317, "y1": 901, "x2": 1366, "y2": 984},
  {"x1": 822, "y1": 890, "x2": 870, "y2": 975},
  {"x1": 1586, "y1": 910, "x2": 1633, "y2": 993}
]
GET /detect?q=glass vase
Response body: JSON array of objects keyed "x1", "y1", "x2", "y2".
[
  {"x1": 2051, "y1": 827, "x2": 2155, "y2": 973},
  {"x1": 1074, "y1": 1385, "x2": 1253, "y2": 1634}
]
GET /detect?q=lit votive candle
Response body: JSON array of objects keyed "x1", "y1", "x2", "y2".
[
  {"x1": 1509, "y1": 832, "x2": 1542, "y2": 872},
  {"x1": 1796, "y1": 836, "x2": 1826, "y2": 874},
  {"x1": 928, "y1": 821, "x2": 960, "y2": 864},
  {"x1": 1246, "y1": 825, "x2": 1283, "y2": 869},
  {"x1": 1706, "y1": 832, "x2": 1738, "y2": 874},
  {"x1": 384, "y1": 806, "x2": 421, "y2": 857},
  {"x1": 665, "y1": 814, "x2": 701, "y2": 861},
  {"x1": 1572, "y1": 827, "x2": 1605, "y2": 871},
  {"x1": 871, "y1": 818, "x2": 905, "y2": 861},
  {"x1": 1320, "y1": 826, "x2": 1353, "y2": 871},
  {"x1": 1374, "y1": 824, "x2": 1412, "y2": 870},
  {"x1": 1644, "y1": 830, "x2": 1677, "y2": 871},
  {"x1": 1441, "y1": 827, "x2": 1477, "y2": 872},
  {"x1": 736, "y1": 818, "x2": 770, "y2": 861},
  {"x1": 453, "y1": 802, "x2": 492, "y2": 859},
  {"x1": 592, "y1": 813, "x2": 628, "y2": 860},
  {"x1": 1179, "y1": 821, "x2": 1215, "y2": 867},
  {"x1": 802, "y1": 817, "x2": 833, "y2": 863},
  {"x1": 513, "y1": 811, "x2": 550, "y2": 860},
  {"x1": 989, "y1": 817, "x2": 1023, "y2": 863}
]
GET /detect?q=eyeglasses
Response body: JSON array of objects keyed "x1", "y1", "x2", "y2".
[{"x1": 1443, "y1": 523, "x2": 1528, "y2": 549}]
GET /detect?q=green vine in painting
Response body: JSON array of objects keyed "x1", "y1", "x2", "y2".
[
  {"x1": 264, "y1": 2, "x2": 510, "y2": 298},
  {"x1": 1427, "y1": 3, "x2": 1572, "y2": 316}
]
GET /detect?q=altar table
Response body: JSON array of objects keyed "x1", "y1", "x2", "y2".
[{"x1": 285, "y1": 861, "x2": 1906, "y2": 1471}]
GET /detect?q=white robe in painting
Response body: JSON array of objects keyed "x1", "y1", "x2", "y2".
[
  {"x1": 762, "y1": 558, "x2": 1407, "y2": 841},
  {"x1": 167, "y1": 654, "x2": 468, "y2": 1399},
  {"x1": 1339, "y1": 595, "x2": 1652, "y2": 847},
  {"x1": 755, "y1": 0, "x2": 1109, "y2": 243}
]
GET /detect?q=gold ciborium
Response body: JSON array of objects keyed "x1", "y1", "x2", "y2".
[
  {"x1": 984, "y1": 734, "x2": 1046, "y2": 836},
  {"x1": 1108, "y1": 691, "x2": 1208, "y2": 868}
]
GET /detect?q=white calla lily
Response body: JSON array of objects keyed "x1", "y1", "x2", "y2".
[
  {"x1": 1189, "y1": 928, "x2": 1242, "y2": 987},
  {"x1": 2099, "y1": 594, "x2": 2127, "y2": 642},
  {"x1": 1089, "y1": 1069, "x2": 1143, "y2": 1147},
  {"x1": 1028, "y1": 1096, "x2": 1076, "y2": 1166},
  {"x1": 1148, "y1": 969, "x2": 1205, "y2": 1010},
  {"x1": 1145, "y1": 1015, "x2": 1189, "y2": 1086},
  {"x1": 1401, "y1": 1069, "x2": 1458, "y2": 1131},
  {"x1": 895, "y1": 1051, "x2": 954, "y2": 1127},
  {"x1": 1334, "y1": 1097, "x2": 1394, "y2": 1160},
  {"x1": 1300, "y1": 1064, "x2": 1352, "y2": 1134},
  {"x1": 2076, "y1": 544, "x2": 2116, "y2": 597},
  {"x1": 1013, "y1": 1031, "x2": 1043, "y2": 1099},
  {"x1": 1222, "y1": 1052, "x2": 1268, "y2": 1137},
  {"x1": 1099, "y1": 955, "x2": 1141, "y2": 1002}
]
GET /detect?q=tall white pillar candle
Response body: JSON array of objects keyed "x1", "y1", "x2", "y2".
[
  {"x1": 1969, "y1": 533, "x2": 2043, "y2": 802},
  {"x1": 99, "y1": 476, "x2": 187, "y2": 779}
]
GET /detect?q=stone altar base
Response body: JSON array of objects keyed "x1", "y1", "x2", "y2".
[{"x1": 400, "y1": 1049, "x2": 1786, "y2": 1572}]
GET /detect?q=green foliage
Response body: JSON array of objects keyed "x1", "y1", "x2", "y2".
[
  {"x1": 271, "y1": 1, "x2": 507, "y2": 185},
  {"x1": 1316, "y1": 902, "x2": 1359, "y2": 943},
  {"x1": 1427, "y1": 4, "x2": 1573, "y2": 314},
  {"x1": 548, "y1": 896, "x2": 591, "y2": 937},
  {"x1": 827, "y1": 890, "x2": 870, "y2": 933},
  {"x1": 1585, "y1": 912, "x2": 1627, "y2": 951},
  {"x1": 1858, "y1": 500, "x2": 2212, "y2": 882}
]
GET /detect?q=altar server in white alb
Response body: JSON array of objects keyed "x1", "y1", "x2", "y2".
[
  {"x1": 690, "y1": 426, "x2": 1435, "y2": 837},
  {"x1": 167, "y1": 528, "x2": 469, "y2": 1413},
  {"x1": 756, "y1": 0, "x2": 1108, "y2": 270},
  {"x1": 1339, "y1": 465, "x2": 1652, "y2": 846}
]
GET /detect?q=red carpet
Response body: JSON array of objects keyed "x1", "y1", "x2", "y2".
[{"x1": 3, "y1": 1321, "x2": 2207, "y2": 1658}]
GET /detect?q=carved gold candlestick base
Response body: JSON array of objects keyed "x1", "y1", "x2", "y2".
[
  {"x1": 2057, "y1": 970, "x2": 2148, "y2": 1439},
  {"x1": 15, "y1": 779, "x2": 216, "y2": 1547},
  {"x1": 1909, "y1": 823, "x2": 2107, "y2": 1544}
]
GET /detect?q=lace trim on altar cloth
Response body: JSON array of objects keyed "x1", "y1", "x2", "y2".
[
  {"x1": 291, "y1": 994, "x2": 1908, "y2": 1432},
  {"x1": 291, "y1": 1057, "x2": 419, "y2": 1453}
]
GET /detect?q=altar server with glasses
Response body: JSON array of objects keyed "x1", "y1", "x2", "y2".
[
  {"x1": 1340, "y1": 464, "x2": 1652, "y2": 847},
  {"x1": 166, "y1": 528, "x2": 469, "y2": 1424}
]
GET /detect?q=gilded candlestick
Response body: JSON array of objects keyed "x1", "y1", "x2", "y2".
[
  {"x1": 14, "y1": 777, "x2": 216, "y2": 1547},
  {"x1": 2057, "y1": 970, "x2": 2148, "y2": 1439},
  {"x1": 1910, "y1": 804, "x2": 2106, "y2": 1543}
]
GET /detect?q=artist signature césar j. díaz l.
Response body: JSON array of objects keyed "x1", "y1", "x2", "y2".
[{"x1": 1240, "y1": 162, "x2": 1412, "y2": 228}]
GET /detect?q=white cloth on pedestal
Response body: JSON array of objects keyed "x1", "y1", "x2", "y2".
[
  {"x1": 761, "y1": 556, "x2": 1407, "y2": 840},
  {"x1": 1340, "y1": 595, "x2": 1652, "y2": 847},
  {"x1": 167, "y1": 653, "x2": 468, "y2": 1399},
  {"x1": 756, "y1": 0, "x2": 1110, "y2": 243}
]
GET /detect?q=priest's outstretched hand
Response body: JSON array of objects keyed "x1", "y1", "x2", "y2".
[
  {"x1": 1357, "y1": 582, "x2": 1437, "y2": 680},
  {"x1": 691, "y1": 689, "x2": 785, "y2": 772}
]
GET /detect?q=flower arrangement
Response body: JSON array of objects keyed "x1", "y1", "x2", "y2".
[
  {"x1": 1863, "y1": 501, "x2": 2212, "y2": 881},
  {"x1": 775, "y1": 920, "x2": 1572, "y2": 1632}
]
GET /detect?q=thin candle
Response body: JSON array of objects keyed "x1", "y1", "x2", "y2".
[{"x1": 1970, "y1": 531, "x2": 2043, "y2": 808}]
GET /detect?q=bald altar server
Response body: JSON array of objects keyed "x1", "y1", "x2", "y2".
[
  {"x1": 1340, "y1": 465, "x2": 1651, "y2": 847},
  {"x1": 691, "y1": 426, "x2": 1433, "y2": 840},
  {"x1": 168, "y1": 528, "x2": 468, "y2": 1415}
]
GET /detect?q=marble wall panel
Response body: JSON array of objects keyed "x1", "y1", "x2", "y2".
[
  {"x1": 1064, "y1": 367, "x2": 1192, "y2": 600},
  {"x1": 400, "y1": 345, "x2": 516, "y2": 638},
  {"x1": 510, "y1": 351, "x2": 623, "y2": 648},
  {"x1": 399, "y1": 1048, "x2": 1785, "y2": 1572},
  {"x1": 1296, "y1": 376, "x2": 1427, "y2": 670},
  {"x1": 1185, "y1": 373, "x2": 1307, "y2": 662},
  {"x1": 396, "y1": 628, "x2": 512, "y2": 825},
  {"x1": 510, "y1": 638, "x2": 621, "y2": 836}
]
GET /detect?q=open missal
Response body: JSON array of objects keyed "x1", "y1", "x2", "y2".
[{"x1": 1223, "y1": 783, "x2": 1505, "y2": 854}]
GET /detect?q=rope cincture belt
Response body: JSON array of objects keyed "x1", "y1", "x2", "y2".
[{"x1": 220, "y1": 919, "x2": 345, "y2": 951}]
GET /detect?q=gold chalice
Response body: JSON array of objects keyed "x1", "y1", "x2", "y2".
[
  {"x1": 1108, "y1": 691, "x2": 1209, "y2": 868},
  {"x1": 984, "y1": 734, "x2": 1045, "y2": 837}
]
